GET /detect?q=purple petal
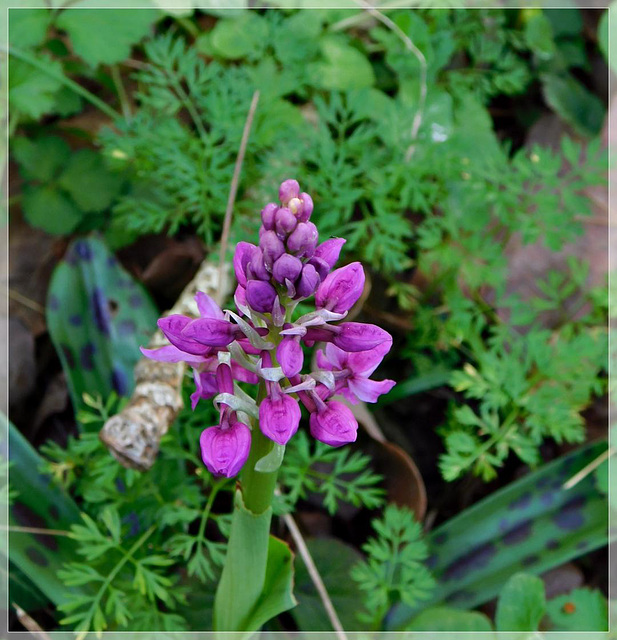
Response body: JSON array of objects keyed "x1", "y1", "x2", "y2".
[
  {"x1": 287, "y1": 222, "x2": 318, "y2": 258},
  {"x1": 277, "y1": 337, "x2": 304, "y2": 378},
  {"x1": 195, "y1": 291, "x2": 224, "y2": 320},
  {"x1": 348, "y1": 377, "x2": 396, "y2": 403},
  {"x1": 296, "y1": 263, "x2": 321, "y2": 298},
  {"x1": 332, "y1": 322, "x2": 392, "y2": 353},
  {"x1": 261, "y1": 203, "x2": 278, "y2": 230},
  {"x1": 181, "y1": 317, "x2": 238, "y2": 347},
  {"x1": 140, "y1": 344, "x2": 207, "y2": 367},
  {"x1": 158, "y1": 315, "x2": 212, "y2": 355},
  {"x1": 297, "y1": 192, "x2": 313, "y2": 222},
  {"x1": 260, "y1": 230, "x2": 285, "y2": 268},
  {"x1": 233, "y1": 242, "x2": 256, "y2": 287},
  {"x1": 191, "y1": 371, "x2": 219, "y2": 409},
  {"x1": 309, "y1": 400, "x2": 358, "y2": 447},
  {"x1": 231, "y1": 361, "x2": 259, "y2": 384},
  {"x1": 314, "y1": 238, "x2": 346, "y2": 269},
  {"x1": 259, "y1": 393, "x2": 301, "y2": 445},
  {"x1": 273, "y1": 254, "x2": 303, "y2": 284},
  {"x1": 200, "y1": 422, "x2": 251, "y2": 477},
  {"x1": 275, "y1": 207, "x2": 298, "y2": 236},
  {"x1": 248, "y1": 247, "x2": 270, "y2": 281},
  {"x1": 324, "y1": 343, "x2": 348, "y2": 369},
  {"x1": 315, "y1": 262, "x2": 365, "y2": 313},
  {"x1": 347, "y1": 340, "x2": 393, "y2": 377}
]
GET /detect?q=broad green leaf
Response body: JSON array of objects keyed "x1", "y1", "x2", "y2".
[
  {"x1": 12, "y1": 136, "x2": 70, "y2": 183},
  {"x1": 57, "y1": 8, "x2": 159, "y2": 66},
  {"x1": 310, "y1": 36, "x2": 375, "y2": 91},
  {"x1": 292, "y1": 538, "x2": 364, "y2": 631},
  {"x1": 58, "y1": 149, "x2": 123, "y2": 213},
  {"x1": 209, "y1": 12, "x2": 269, "y2": 60},
  {"x1": 6, "y1": 417, "x2": 85, "y2": 607},
  {"x1": 243, "y1": 536, "x2": 297, "y2": 631},
  {"x1": 46, "y1": 236, "x2": 159, "y2": 413},
  {"x1": 8, "y1": 54, "x2": 63, "y2": 120},
  {"x1": 9, "y1": 8, "x2": 50, "y2": 47},
  {"x1": 546, "y1": 588, "x2": 608, "y2": 631},
  {"x1": 406, "y1": 606, "x2": 494, "y2": 632},
  {"x1": 495, "y1": 573, "x2": 546, "y2": 631},
  {"x1": 388, "y1": 442, "x2": 609, "y2": 628},
  {"x1": 22, "y1": 185, "x2": 83, "y2": 235},
  {"x1": 544, "y1": 7, "x2": 583, "y2": 38},
  {"x1": 542, "y1": 72, "x2": 605, "y2": 138}
]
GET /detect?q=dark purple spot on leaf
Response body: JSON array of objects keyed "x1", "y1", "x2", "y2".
[
  {"x1": 80, "y1": 343, "x2": 96, "y2": 370},
  {"x1": 111, "y1": 368, "x2": 128, "y2": 396},
  {"x1": 48, "y1": 504, "x2": 60, "y2": 521},
  {"x1": 443, "y1": 542, "x2": 496, "y2": 581},
  {"x1": 48, "y1": 295, "x2": 59, "y2": 311},
  {"x1": 499, "y1": 518, "x2": 509, "y2": 532},
  {"x1": 426, "y1": 553, "x2": 438, "y2": 569},
  {"x1": 540, "y1": 491, "x2": 556, "y2": 507},
  {"x1": 69, "y1": 314, "x2": 82, "y2": 327},
  {"x1": 107, "y1": 256, "x2": 118, "y2": 267},
  {"x1": 576, "y1": 540, "x2": 588, "y2": 550},
  {"x1": 25, "y1": 546, "x2": 49, "y2": 567},
  {"x1": 553, "y1": 495, "x2": 586, "y2": 531},
  {"x1": 546, "y1": 539, "x2": 560, "y2": 551},
  {"x1": 12, "y1": 502, "x2": 58, "y2": 551},
  {"x1": 433, "y1": 532, "x2": 448, "y2": 545},
  {"x1": 129, "y1": 294, "x2": 143, "y2": 308},
  {"x1": 508, "y1": 491, "x2": 532, "y2": 510},
  {"x1": 503, "y1": 519, "x2": 533, "y2": 545},
  {"x1": 92, "y1": 288, "x2": 111, "y2": 336},
  {"x1": 521, "y1": 554, "x2": 539, "y2": 567},
  {"x1": 117, "y1": 319, "x2": 136, "y2": 336},
  {"x1": 537, "y1": 476, "x2": 551, "y2": 489},
  {"x1": 115, "y1": 478, "x2": 126, "y2": 493},
  {"x1": 124, "y1": 512, "x2": 140, "y2": 537},
  {"x1": 60, "y1": 344, "x2": 75, "y2": 369}
]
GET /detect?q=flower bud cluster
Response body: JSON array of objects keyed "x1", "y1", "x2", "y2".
[{"x1": 143, "y1": 180, "x2": 395, "y2": 478}]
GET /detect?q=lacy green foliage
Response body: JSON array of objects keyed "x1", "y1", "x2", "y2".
[
  {"x1": 350, "y1": 505, "x2": 435, "y2": 629},
  {"x1": 46, "y1": 237, "x2": 159, "y2": 414},
  {"x1": 36, "y1": 379, "x2": 384, "y2": 633},
  {"x1": 388, "y1": 441, "x2": 609, "y2": 629},
  {"x1": 277, "y1": 430, "x2": 385, "y2": 515}
]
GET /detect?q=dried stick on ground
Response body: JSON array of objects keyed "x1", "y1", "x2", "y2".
[
  {"x1": 99, "y1": 261, "x2": 232, "y2": 471},
  {"x1": 100, "y1": 92, "x2": 260, "y2": 471}
]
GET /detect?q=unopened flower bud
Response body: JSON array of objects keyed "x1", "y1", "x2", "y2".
[
  {"x1": 275, "y1": 207, "x2": 298, "y2": 237},
  {"x1": 277, "y1": 337, "x2": 304, "y2": 378},
  {"x1": 315, "y1": 262, "x2": 365, "y2": 313},
  {"x1": 308, "y1": 256, "x2": 330, "y2": 280},
  {"x1": 309, "y1": 400, "x2": 358, "y2": 447},
  {"x1": 249, "y1": 248, "x2": 270, "y2": 281},
  {"x1": 200, "y1": 421, "x2": 251, "y2": 477},
  {"x1": 279, "y1": 179, "x2": 300, "y2": 205},
  {"x1": 261, "y1": 203, "x2": 278, "y2": 230},
  {"x1": 297, "y1": 192, "x2": 314, "y2": 222},
  {"x1": 260, "y1": 230, "x2": 285, "y2": 268},
  {"x1": 259, "y1": 391, "x2": 301, "y2": 445},
  {"x1": 215, "y1": 362, "x2": 234, "y2": 395},
  {"x1": 273, "y1": 254, "x2": 302, "y2": 284},
  {"x1": 246, "y1": 280, "x2": 277, "y2": 314},
  {"x1": 296, "y1": 263, "x2": 321, "y2": 298},
  {"x1": 314, "y1": 237, "x2": 346, "y2": 269},
  {"x1": 287, "y1": 222, "x2": 318, "y2": 258},
  {"x1": 233, "y1": 242, "x2": 256, "y2": 287}
]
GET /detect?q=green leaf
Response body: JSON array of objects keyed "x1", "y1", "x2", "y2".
[
  {"x1": 46, "y1": 236, "x2": 159, "y2": 413},
  {"x1": 546, "y1": 588, "x2": 608, "y2": 631},
  {"x1": 524, "y1": 12, "x2": 556, "y2": 60},
  {"x1": 22, "y1": 185, "x2": 83, "y2": 235},
  {"x1": 388, "y1": 442, "x2": 610, "y2": 628},
  {"x1": 8, "y1": 54, "x2": 63, "y2": 120},
  {"x1": 292, "y1": 538, "x2": 365, "y2": 631},
  {"x1": 58, "y1": 149, "x2": 123, "y2": 213},
  {"x1": 12, "y1": 136, "x2": 70, "y2": 183},
  {"x1": 9, "y1": 8, "x2": 50, "y2": 47},
  {"x1": 310, "y1": 36, "x2": 375, "y2": 90},
  {"x1": 406, "y1": 606, "x2": 494, "y2": 632},
  {"x1": 57, "y1": 8, "x2": 159, "y2": 67},
  {"x1": 542, "y1": 72, "x2": 605, "y2": 138},
  {"x1": 242, "y1": 536, "x2": 297, "y2": 631},
  {"x1": 6, "y1": 417, "x2": 86, "y2": 607},
  {"x1": 495, "y1": 573, "x2": 546, "y2": 631},
  {"x1": 209, "y1": 12, "x2": 269, "y2": 60}
]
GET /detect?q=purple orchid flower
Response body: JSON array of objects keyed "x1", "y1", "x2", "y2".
[{"x1": 142, "y1": 180, "x2": 395, "y2": 477}]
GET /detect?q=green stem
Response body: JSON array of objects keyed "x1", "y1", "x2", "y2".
[
  {"x1": 110, "y1": 64, "x2": 131, "y2": 121},
  {"x1": 7, "y1": 45, "x2": 122, "y2": 122}
]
